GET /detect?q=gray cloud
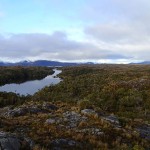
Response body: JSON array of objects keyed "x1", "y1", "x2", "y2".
[
  {"x1": 84, "y1": 23, "x2": 150, "y2": 61},
  {"x1": 82, "y1": 0, "x2": 150, "y2": 61},
  {"x1": 0, "y1": 31, "x2": 128, "y2": 62},
  {"x1": 85, "y1": 23, "x2": 150, "y2": 44},
  {"x1": 83, "y1": 0, "x2": 150, "y2": 43},
  {"x1": 1, "y1": 0, "x2": 150, "y2": 63}
]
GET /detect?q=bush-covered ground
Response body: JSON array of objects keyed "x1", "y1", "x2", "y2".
[
  {"x1": 34, "y1": 65, "x2": 150, "y2": 121},
  {"x1": 0, "y1": 64, "x2": 150, "y2": 149}
]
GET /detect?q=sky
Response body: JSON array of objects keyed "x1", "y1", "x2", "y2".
[{"x1": 0, "y1": 0, "x2": 150, "y2": 63}]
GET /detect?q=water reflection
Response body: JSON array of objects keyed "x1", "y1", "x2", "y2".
[{"x1": 0, "y1": 69, "x2": 62, "y2": 95}]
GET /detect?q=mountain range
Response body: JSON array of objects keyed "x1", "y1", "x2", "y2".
[
  {"x1": 0, "y1": 60, "x2": 150, "y2": 66},
  {"x1": 0, "y1": 60, "x2": 94, "y2": 67}
]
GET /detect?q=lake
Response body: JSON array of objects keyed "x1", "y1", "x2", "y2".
[{"x1": 0, "y1": 69, "x2": 62, "y2": 95}]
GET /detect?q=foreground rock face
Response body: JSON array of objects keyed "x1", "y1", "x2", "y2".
[
  {"x1": 0, "y1": 131, "x2": 33, "y2": 150},
  {"x1": 1, "y1": 103, "x2": 150, "y2": 149}
]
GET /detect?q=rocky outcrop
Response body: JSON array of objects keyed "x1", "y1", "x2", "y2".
[
  {"x1": 5, "y1": 106, "x2": 42, "y2": 117},
  {"x1": 0, "y1": 131, "x2": 33, "y2": 150},
  {"x1": 46, "y1": 111, "x2": 88, "y2": 129},
  {"x1": 63, "y1": 111, "x2": 88, "y2": 128},
  {"x1": 4, "y1": 103, "x2": 58, "y2": 117}
]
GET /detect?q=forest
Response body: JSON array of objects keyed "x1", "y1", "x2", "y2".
[
  {"x1": 0, "y1": 66, "x2": 54, "y2": 86},
  {"x1": 0, "y1": 65, "x2": 150, "y2": 150}
]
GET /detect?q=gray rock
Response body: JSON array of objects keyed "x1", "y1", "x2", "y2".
[
  {"x1": 63, "y1": 111, "x2": 87, "y2": 128},
  {"x1": 5, "y1": 106, "x2": 46, "y2": 117},
  {"x1": 136, "y1": 124, "x2": 150, "y2": 140},
  {"x1": 81, "y1": 109, "x2": 97, "y2": 116},
  {"x1": 7, "y1": 108, "x2": 27, "y2": 117},
  {"x1": 76, "y1": 128, "x2": 104, "y2": 136},
  {"x1": 28, "y1": 106, "x2": 41, "y2": 114},
  {"x1": 50, "y1": 138, "x2": 82, "y2": 149},
  {"x1": 24, "y1": 137, "x2": 34, "y2": 148},
  {"x1": 0, "y1": 131, "x2": 32, "y2": 150},
  {"x1": 46, "y1": 119, "x2": 56, "y2": 124},
  {"x1": 102, "y1": 115, "x2": 120, "y2": 125},
  {"x1": 42, "y1": 103, "x2": 58, "y2": 110}
]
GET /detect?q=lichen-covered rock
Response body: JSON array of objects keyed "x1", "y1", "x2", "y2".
[{"x1": 63, "y1": 111, "x2": 87, "y2": 128}]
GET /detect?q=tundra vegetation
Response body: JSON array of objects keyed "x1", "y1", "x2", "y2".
[{"x1": 0, "y1": 65, "x2": 150, "y2": 150}]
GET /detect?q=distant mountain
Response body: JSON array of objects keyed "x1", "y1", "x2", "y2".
[
  {"x1": 138, "y1": 61, "x2": 150, "y2": 64},
  {"x1": 130, "y1": 61, "x2": 150, "y2": 64},
  {"x1": 0, "y1": 60, "x2": 94, "y2": 67}
]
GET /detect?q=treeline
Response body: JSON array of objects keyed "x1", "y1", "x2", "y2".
[
  {"x1": 0, "y1": 92, "x2": 30, "y2": 108},
  {"x1": 0, "y1": 66, "x2": 54, "y2": 86}
]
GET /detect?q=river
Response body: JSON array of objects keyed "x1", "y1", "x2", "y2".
[{"x1": 0, "y1": 69, "x2": 62, "y2": 96}]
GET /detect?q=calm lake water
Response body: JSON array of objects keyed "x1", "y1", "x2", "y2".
[{"x1": 0, "y1": 69, "x2": 62, "y2": 95}]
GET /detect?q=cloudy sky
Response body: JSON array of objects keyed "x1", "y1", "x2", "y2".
[{"x1": 0, "y1": 0, "x2": 150, "y2": 63}]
